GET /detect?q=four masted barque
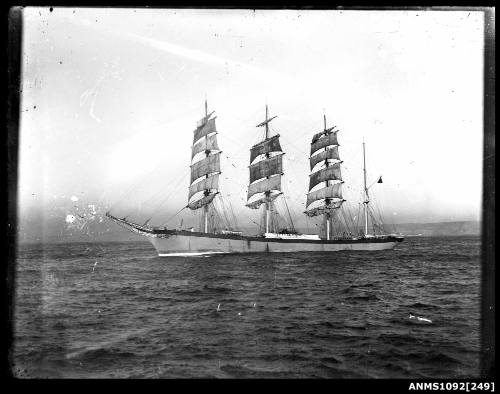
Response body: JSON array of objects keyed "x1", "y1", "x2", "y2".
[{"x1": 107, "y1": 100, "x2": 404, "y2": 256}]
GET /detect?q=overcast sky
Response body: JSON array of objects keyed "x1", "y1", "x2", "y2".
[{"x1": 18, "y1": 7, "x2": 484, "y2": 234}]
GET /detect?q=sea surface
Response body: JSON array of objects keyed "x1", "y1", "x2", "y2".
[{"x1": 11, "y1": 236, "x2": 481, "y2": 378}]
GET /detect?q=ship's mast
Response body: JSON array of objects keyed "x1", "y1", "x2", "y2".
[
  {"x1": 188, "y1": 98, "x2": 220, "y2": 232},
  {"x1": 323, "y1": 113, "x2": 331, "y2": 240},
  {"x1": 264, "y1": 105, "x2": 270, "y2": 234},
  {"x1": 203, "y1": 98, "x2": 209, "y2": 233},
  {"x1": 363, "y1": 139, "x2": 369, "y2": 236},
  {"x1": 304, "y1": 114, "x2": 343, "y2": 236},
  {"x1": 246, "y1": 106, "x2": 282, "y2": 230}
]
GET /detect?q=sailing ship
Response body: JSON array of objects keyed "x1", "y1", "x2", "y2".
[{"x1": 106, "y1": 101, "x2": 404, "y2": 255}]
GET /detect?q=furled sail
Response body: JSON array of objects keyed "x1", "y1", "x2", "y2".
[
  {"x1": 249, "y1": 154, "x2": 283, "y2": 183},
  {"x1": 250, "y1": 135, "x2": 282, "y2": 164},
  {"x1": 192, "y1": 133, "x2": 219, "y2": 158},
  {"x1": 196, "y1": 111, "x2": 214, "y2": 128},
  {"x1": 246, "y1": 192, "x2": 281, "y2": 209},
  {"x1": 310, "y1": 131, "x2": 339, "y2": 156},
  {"x1": 189, "y1": 173, "x2": 219, "y2": 200},
  {"x1": 247, "y1": 174, "x2": 281, "y2": 200},
  {"x1": 188, "y1": 192, "x2": 218, "y2": 210},
  {"x1": 305, "y1": 200, "x2": 344, "y2": 217},
  {"x1": 310, "y1": 146, "x2": 340, "y2": 170},
  {"x1": 193, "y1": 117, "x2": 217, "y2": 144},
  {"x1": 190, "y1": 153, "x2": 220, "y2": 184},
  {"x1": 309, "y1": 163, "x2": 342, "y2": 191},
  {"x1": 311, "y1": 127, "x2": 336, "y2": 144},
  {"x1": 306, "y1": 183, "x2": 343, "y2": 208}
]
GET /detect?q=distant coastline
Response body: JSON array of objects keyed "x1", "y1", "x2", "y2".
[{"x1": 388, "y1": 221, "x2": 481, "y2": 237}]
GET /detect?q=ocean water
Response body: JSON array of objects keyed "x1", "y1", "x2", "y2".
[{"x1": 11, "y1": 236, "x2": 481, "y2": 378}]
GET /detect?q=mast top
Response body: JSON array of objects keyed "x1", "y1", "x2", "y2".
[{"x1": 256, "y1": 104, "x2": 277, "y2": 132}]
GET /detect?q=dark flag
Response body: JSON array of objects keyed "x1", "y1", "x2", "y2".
[{"x1": 377, "y1": 176, "x2": 383, "y2": 183}]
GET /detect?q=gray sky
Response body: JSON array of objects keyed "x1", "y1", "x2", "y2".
[{"x1": 18, "y1": 8, "x2": 484, "y2": 235}]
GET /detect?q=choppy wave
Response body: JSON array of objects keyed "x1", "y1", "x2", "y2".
[{"x1": 12, "y1": 236, "x2": 481, "y2": 378}]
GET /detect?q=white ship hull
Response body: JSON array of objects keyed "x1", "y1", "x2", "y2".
[{"x1": 147, "y1": 230, "x2": 402, "y2": 256}]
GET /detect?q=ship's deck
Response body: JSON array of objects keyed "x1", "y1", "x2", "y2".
[{"x1": 149, "y1": 228, "x2": 403, "y2": 244}]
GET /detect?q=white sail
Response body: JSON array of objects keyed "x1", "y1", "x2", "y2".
[
  {"x1": 305, "y1": 118, "x2": 345, "y2": 224},
  {"x1": 188, "y1": 173, "x2": 219, "y2": 200},
  {"x1": 247, "y1": 175, "x2": 281, "y2": 200},
  {"x1": 250, "y1": 135, "x2": 282, "y2": 164},
  {"x1": 192, "y1": 133, "x2": 219, "y2": 158},
  {"x1": 193, "y1": 117, "x2": 217, "y2": 145},
  {"x1": 190, "y1": 153, "x2": 221, "y2": 184},
  {"x1": 309, "y1": 163, "x2": 342, "y2": 191},
  {"x1": 306, "y1": 183, "x2": 343, "y2": 208},
  {"x1": 189, "y1": 107, "x2": 220, "y2": 212},
  {"x1": 310, "y1": 146, "x2": 340, "y2": 170},
  {"x1": 249, "y1": 154, "x2": 283, "y2": 183},
  {"x1": 310, "y1": 132, "x2": 339, "y2": 156},
  {"x1": 187, "y1": 192, "x2": 218, "y2": 210},
  {"x1": 246, "y1": 192, "x2": 281, "y2": 209}
]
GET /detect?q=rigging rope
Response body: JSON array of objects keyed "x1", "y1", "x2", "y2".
[
  {"x1": 160, "y1": 206, "x2": 186, "y2": 228},
  {"x1": 141, "y1": 167, "x2": 190, "y2": 223},
  {"x1": 282, "y1": 196, "x2": 296, "y2": 232},
  {"x1": 108, "y1": 160, "x2": 169, "y2": 213},
  {"x1": 340, "y1": 206, "x2": 353, "y2": 235}
]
